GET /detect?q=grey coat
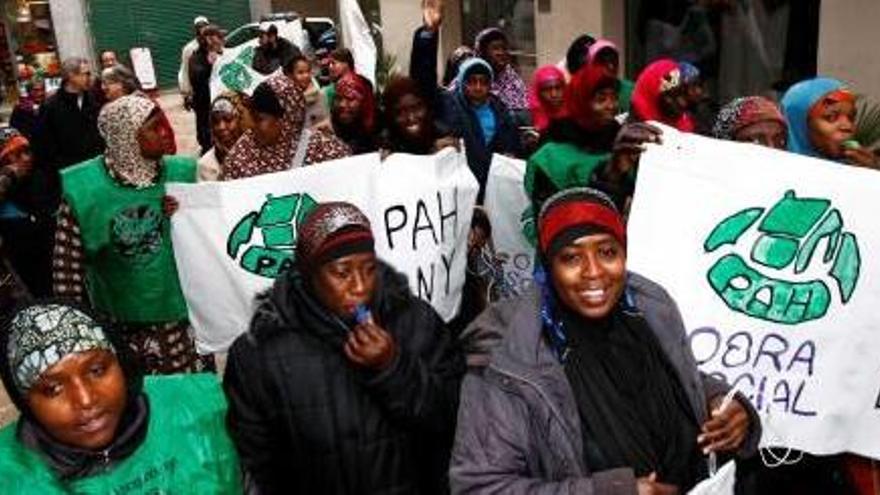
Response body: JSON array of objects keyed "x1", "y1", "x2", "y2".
[{"x1": 451, "y1": 272, "x2": 761, "y2": 495}]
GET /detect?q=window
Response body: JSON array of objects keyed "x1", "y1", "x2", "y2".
[{"x1": 461, "y1": 0, "x2": 537, "y2": 78}]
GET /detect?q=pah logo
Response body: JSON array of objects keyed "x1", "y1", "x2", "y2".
[
  {"x1": 218, "y1": 46, "x2": 256, "y2": 93},
  {"x1": 704, "y1": 190, "x2": 860, "y2": 324},
  {"x1": 227, "y1": 193, "x2": 318, "y2": 278}
]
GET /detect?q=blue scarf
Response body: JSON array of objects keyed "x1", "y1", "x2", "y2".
[
  {"x1": 781, "y1": 77, "x2": 845, "y2": 158},
  {"x1": 456, "y1": 58, "x2": 497, "y2": 145}
]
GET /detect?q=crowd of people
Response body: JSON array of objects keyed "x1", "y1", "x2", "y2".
[{"x1": 0, "y1": 2, "x2": 877, "y2": 494}]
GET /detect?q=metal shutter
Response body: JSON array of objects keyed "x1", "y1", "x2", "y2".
[{"x1": 88, "y1": 0, "x2": 251, "y2": 88}]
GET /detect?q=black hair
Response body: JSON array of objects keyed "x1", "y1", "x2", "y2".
[
  {"x1": 250, "y1": 81, "x2": 284, "y2": 118},
  {"x1": 330, "y1": 48, "x2": 355, "y2": 69},
  {"x1": 281, "y1": 46, "x2": 307, "y2": 75},
  {"x1": 566, "y1": 34, "x2": 596, "y2": 75},
  {"x1": 442, "y1": 46, "x2": 475, "y2": 87}
]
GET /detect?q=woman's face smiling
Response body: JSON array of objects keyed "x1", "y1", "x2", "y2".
[
  {"x1": 26, "y1": 349, "x2": 127, "y2": 450},
  {"x1": 550, "y1": 233, "x2": 627, "y2": 320}
]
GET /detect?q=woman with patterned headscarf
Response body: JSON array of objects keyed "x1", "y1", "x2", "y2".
[
  {"x1": 713, "y1": 96, "x2": 788, "y2": 149},
  {"x1": 331, "y1": 72, "x2": 379, "y2": 154},
  {"x1": 630, "y1": 58, "x2": 695, "y2": 132},
  {"x1": 224, "y1": 201, "x2": 464, "y2": 493},
  {"x1": 198, "y1": 93, "x2": 249, "y2": 181},
  {"x1": 52, "y1": 94, "x2": 209, "y2": 375},
  {"x1": 0, "y1": 301, "x2": 241, "y2": 492},
  {"x1": 224, "y1": 75, "x2": 351, "y2": 180},
  {"x1": 474, "y1": 27, "x2": 528, "y2": 114}
]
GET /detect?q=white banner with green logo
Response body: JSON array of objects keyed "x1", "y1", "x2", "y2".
[
  {"x1": 484, "y1": 155, "x2": 537, "y2": 296},
  {"x1": 628, "y1": 124, "x2": 880, "y2": 459},
  {"x1": 168, "y1": 150, "x2": 477, "y2": 353},
  {"x1": 209, "y1": 21, "x2": 310, "y2": 101}
]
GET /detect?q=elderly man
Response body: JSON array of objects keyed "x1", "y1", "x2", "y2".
[
  {"x1": 100, "y1": 50, "x2": 118, "y2": 70},
  {"x1": 33, "y1": 57, "x2": 104, "y2": 211},
  {"x1": 178, "y1": 16, "x2": 210, "y2": 110}
]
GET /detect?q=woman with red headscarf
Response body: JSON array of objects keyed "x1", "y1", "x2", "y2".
[
  {"x1": 332, "y1": 73, "x2": 379, "y2": 154},
  {"x1": 526, "y1": 64, "x2": 622, "y2": 208},
  {"x1": 630, "y1": 58, "x2": 695, "y2": 133}
]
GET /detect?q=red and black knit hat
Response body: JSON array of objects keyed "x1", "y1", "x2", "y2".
[
  {"x1": 296, "y1": 202, "x2": 375, "y2": 268},
  {"x1": 537, "y1": 187, "x2": 626, "y2": 260}
]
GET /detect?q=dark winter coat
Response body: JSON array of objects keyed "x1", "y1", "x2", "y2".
[
  {"x1": 252, "y1": 38, "x2": 297, "y2": 75},
  {"x1": 32, "y1": 88, "x2": 103, "y2": 210},
  {"x1": 224, "y1": 262, "x2": 466, "y2": 495},
  {"x1": 438, "y1": 91, "x2": 521, "y2": 203},
  {"x1": 452, "y1": 272, "x2": 762, "y2": 494},
  {"x1": 409, "y1": 26, "x2": 521, "y2": 202}
]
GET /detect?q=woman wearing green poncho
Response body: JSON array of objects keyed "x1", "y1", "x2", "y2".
[
  {"x1": 0, "y1": 302, "x2": 241, "y2": 493},
  {"x1": 527, "y1": 63, "x2": 621, "y2": 207},
  {"x1": 52, "y1": 94, "x2": 211, "y2": 375}
]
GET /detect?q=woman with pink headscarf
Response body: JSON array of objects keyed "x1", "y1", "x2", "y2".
[{"x1": 528, "y1": 65, "x2": 568, "y2": 134}]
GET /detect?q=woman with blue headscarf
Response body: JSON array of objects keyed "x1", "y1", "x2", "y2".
[
  {"x1": 781, "y1": 77, "x2": 878, "y2": 168},
  {"x1": 439, "y1": 57, "x2": 521, "y2": 203}
]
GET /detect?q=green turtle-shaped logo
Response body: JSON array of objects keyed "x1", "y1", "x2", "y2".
[
  {"x1": 111, "y1": 204, "x2": 163, "y2": 262},
  {"x1": 227, "y1": 193, "x2": 318, "y2": 278},
  {"x1": 704, "y1": 190, "x2": 860, "y2": 324},
  {"x1": 219, "y1": 46, "x2": 256, "y2": 93}
]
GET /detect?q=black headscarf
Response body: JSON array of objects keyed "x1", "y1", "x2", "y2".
[
  {"x1": 0, "y1": 300, "x2": 148, "y2": 480},
  {"x1": 535, "y1": 190, "x2": 704, "y2": 490}
]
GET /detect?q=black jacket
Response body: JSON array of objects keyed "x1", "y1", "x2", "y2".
[
  {"x1": 188, "y1": 47, "x2": 214, "y2": 116},
  {"x1": 409, "y1": 25, "x2": 522, "y2": 203},
  {"x1": 224, "y1": 262, "x2": 465, "y2": 494},
  {"x1": 32, "y1": 88, "x2": 104, "y2": 210},
  {"x1": 252, "y1": 38, "x2": 297, "y2": 75},
  {"x1": 438, "y1": 91, "x2": 521, "y2": 203}
]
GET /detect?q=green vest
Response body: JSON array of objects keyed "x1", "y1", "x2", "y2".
[
  {"x1": 525, "y1": 141, "x2": 610, "y2": 199},
  {"x1": 61, "y1": 156, "x2": 195, "y2": 323},
  {"x1": 0, "y1": 374, "x2": 241, "y2": 494}
]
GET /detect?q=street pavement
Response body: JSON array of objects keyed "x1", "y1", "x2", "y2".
[{"x1": 0, "y1": 89, "x2": 202, "y2": 428}]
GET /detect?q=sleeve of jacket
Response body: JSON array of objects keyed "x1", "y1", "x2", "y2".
[
  {"x1": 700, "y1": 371, "x2": 762, "y2": 458},
  {"x1": 658, "y1": 288, "x2": 763, "y2": 459},
  {"x1": 450, "y1": 372, "x2": 638, "y2": 495},
  {"x1": 223, "y1": 333, "x2": 287, "y2": 494},
  {"x1": 409, "y1": 26, "x2": 439, "y2": 108},
  {"x1": 33, "y1": 101, "x2": 59, "y2": 172},
  {"x1": 360, "y1": 301, "x2": 466, "y2": 434},
  {"x1": 179, "y1": 43, "x2": 193, "y2": 95}
]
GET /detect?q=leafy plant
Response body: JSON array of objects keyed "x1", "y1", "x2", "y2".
[
  {"x1": 854, "y1": 96, "x2": 880, "y2": 148},
  {"x1": 375, "y1": 51, "x2": 398, "y2": 93}
]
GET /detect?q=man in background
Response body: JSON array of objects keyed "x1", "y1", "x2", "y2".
[{"x1": 179, "y1": 16, "x2": 210, "y2": 111}]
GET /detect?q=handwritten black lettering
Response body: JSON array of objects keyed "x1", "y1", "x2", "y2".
[{"x1": 384, "y1": 205, "x2": 407, "y2": 249}]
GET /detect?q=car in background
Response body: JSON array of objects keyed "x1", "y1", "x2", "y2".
[{"x1": 224, "y1": 12, "x2": 337, "y2": 54}]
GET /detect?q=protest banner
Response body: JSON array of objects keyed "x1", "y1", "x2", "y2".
[
  {"x1": 483, "y1": 154, "x2": 536, "y2": 297},
  {"x1": 627, "y1": 124, "x2": 880, "y2": 459},
  {"x1": 168, "y1": 150, "x2": 478, "y2": 353},
  {"x1": 209, "y1": 20, "x2": 309, "y2": 100}
]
